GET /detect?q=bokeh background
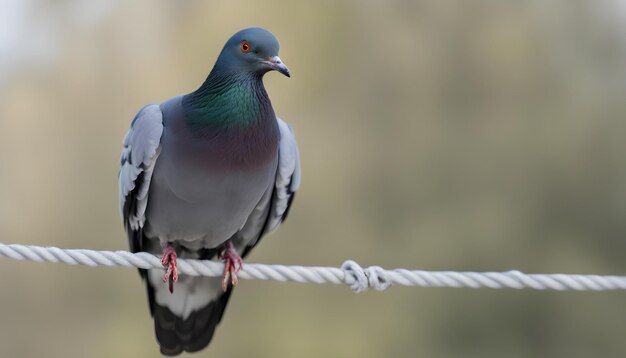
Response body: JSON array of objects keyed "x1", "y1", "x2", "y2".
[{"x1": 1, "y1": 1, "x2": 626, "y2": 357}]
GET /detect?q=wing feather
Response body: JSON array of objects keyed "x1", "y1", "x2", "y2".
[
  {"x1": 264, "y1": 117, "x2": 301, "y2": 233},
  {"x1": 119, "y1": 104, "x2": 164, "y2": 252}
]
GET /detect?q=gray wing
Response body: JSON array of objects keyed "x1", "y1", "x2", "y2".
[
  {"x1": 239, "y1": 117, "x2": 301, "y2": 253},
  {"x1": 119, "y1": 104, "x2": 164, "y2": 252},
  {"x1": 265, "y1": 117, "x2": 301, "y2": 233}
]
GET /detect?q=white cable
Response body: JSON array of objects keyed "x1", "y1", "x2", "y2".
[{"x1": 1, "y1": 243, "x2": 625, "y2": 293}]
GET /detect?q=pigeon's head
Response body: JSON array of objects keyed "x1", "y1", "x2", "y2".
[{"x1": 214, "y1": 27, "x2": 290, "y2": 78}]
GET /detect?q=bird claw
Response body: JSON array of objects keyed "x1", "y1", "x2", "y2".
[
  {"x1": 220, "y1": 241, "x2": 243, "y2": 291},
  {"x1": 161, "y1": 245, "x2": 178, "y2": 293}
]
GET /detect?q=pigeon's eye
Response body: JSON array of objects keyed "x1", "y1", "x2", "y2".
[{"x1": 240, "y1": 41, "x2": 251, "y2": 53}]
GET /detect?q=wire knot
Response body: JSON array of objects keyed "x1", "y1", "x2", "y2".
[{"x1": 341, "y1": 260, "x2": 391, "y2": 293}]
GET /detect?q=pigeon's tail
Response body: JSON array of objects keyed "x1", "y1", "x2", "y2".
[{"x1": 144, "y1": 270, "x2": 233, "y2": 356}]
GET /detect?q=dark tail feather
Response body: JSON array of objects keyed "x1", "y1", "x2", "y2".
[{"x1": 145, "y1": 280, "x2": 234, "y2": 356}]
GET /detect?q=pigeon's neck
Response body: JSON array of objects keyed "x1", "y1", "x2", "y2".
[
  {"x1": 179, "y1": 70, "x2": 280, "y2": 170},
  {"x1": 182, "y1": 70, "x2": 273, "y2": 131}
]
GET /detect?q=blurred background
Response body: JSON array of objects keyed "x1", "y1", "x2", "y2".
[{"x1": 1, "y1": 1, "x2": 626, "y2": 357}]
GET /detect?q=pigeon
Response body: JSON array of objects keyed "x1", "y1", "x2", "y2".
[{"x1": 118, "y1": 27, "x2": 300, "y2": 356}]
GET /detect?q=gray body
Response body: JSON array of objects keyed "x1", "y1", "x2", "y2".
[
  {"x1": 144, "y1": 96, "x2": 278, "y2": 250},
  {"x1": 119, "y1": 97, "x2": 299, "y2": 355}
]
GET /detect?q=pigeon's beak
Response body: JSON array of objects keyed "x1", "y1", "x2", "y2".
[{"x1": 262, "y1": 56, "x2": 290, "y2": 77}]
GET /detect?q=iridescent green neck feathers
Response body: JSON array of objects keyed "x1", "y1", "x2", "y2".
[{"x1": 182, "y1": 72, "x2": 273, "y2": 131}]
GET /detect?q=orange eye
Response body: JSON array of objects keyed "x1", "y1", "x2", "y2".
[{"x1": 240, "y1": 41, "x2": 251, "y2": 53}]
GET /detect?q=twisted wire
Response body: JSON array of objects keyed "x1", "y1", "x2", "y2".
[{"x1": 1, "y1": 243, "x2": 625, "y2": 293}]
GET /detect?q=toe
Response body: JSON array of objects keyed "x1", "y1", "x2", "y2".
[{"x1": 230, "y1": 269, "x2": 239, "y2": 286}]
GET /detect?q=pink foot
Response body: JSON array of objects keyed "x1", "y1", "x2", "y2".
[
  {"x1": 219, "y1": 241, "x2": 243, "y2": 291},
  {"x1": 161, "y1": 245, "x2": 178, "y2": 294}
]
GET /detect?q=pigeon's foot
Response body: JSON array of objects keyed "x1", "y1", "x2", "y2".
[
  {"x1": 161, "y1": 245, "x2": 178, "y2": 294},
  {"x1": 219, "y1": 241, "x2": 243, "y2": 291}
]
